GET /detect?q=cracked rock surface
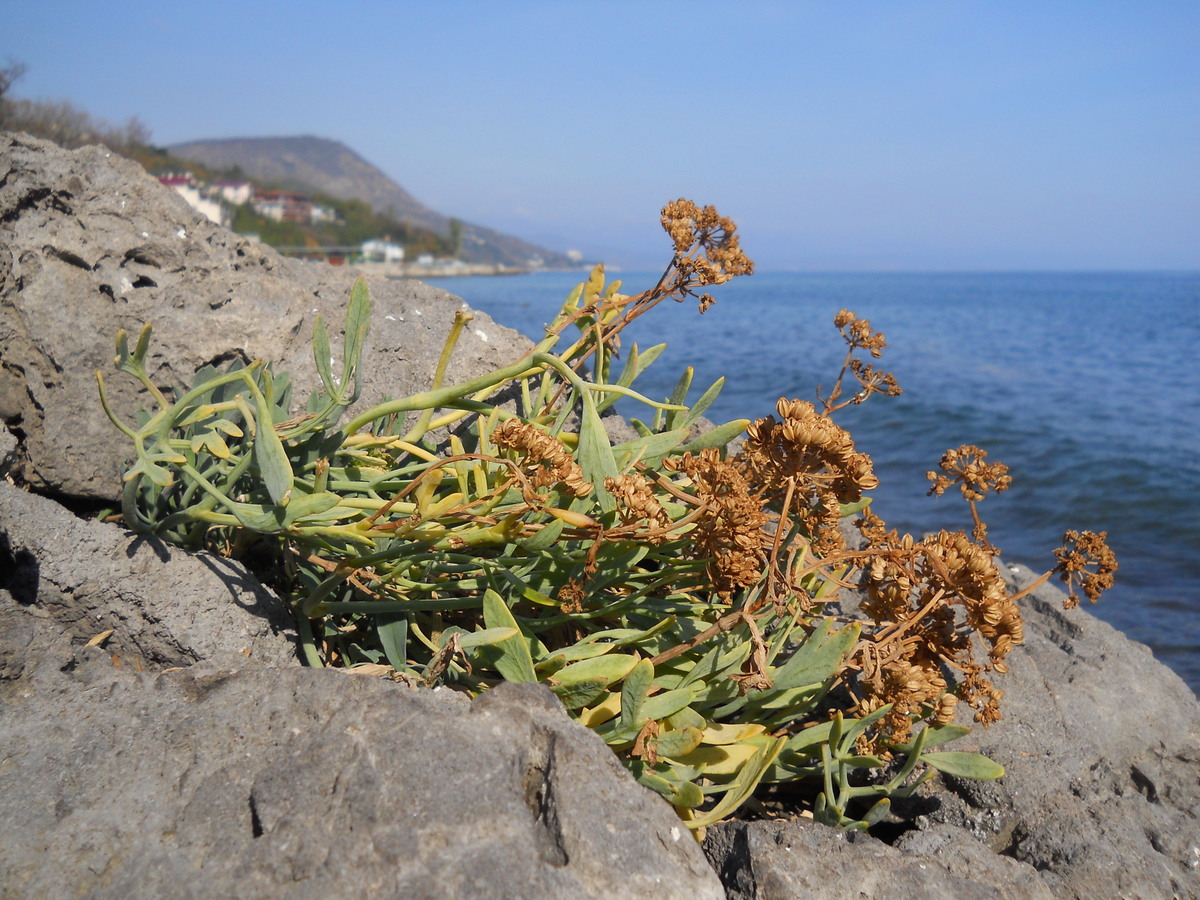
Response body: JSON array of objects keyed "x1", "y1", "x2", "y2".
[{"x1": 0, "y1": 653, "x2": 722, "y2": 899}]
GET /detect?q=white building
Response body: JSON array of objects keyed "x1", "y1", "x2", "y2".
[
  {"x1": 212, "y1": 180, "x2": 254, "y2": 206},
  {"x1": 362, "y1": 239, "x2": 405, "y2": 263},
  {"x1": 159, "y1": 175, "x2": 229, "y2": 227}
]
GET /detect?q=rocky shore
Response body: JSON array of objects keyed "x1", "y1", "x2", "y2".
[{"x1": 2, "y1": 131, "x2": 1198, "y2": 898}]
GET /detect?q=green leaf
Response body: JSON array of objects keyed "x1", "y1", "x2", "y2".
[
  {"x1": 892, "y1": 723, "x2": 973, "y2": 754},
  {"x1": 675, "y1": 418, "x2": 750, "y2": 455},
  {"x1": 654, "y1": 726, "x2": 704, "y2": 760},
  {"x1": 521, "y1": 517, "x2": 564, "y2": 551},
  {"x1": 312, "y1": 314, "x2": 335, "y2": 395},
  {"x1": 342, "y1": 276, "x2": 372, "y2": 399},
  {"x1": 479, "y1": 590, "x2": 537, "y2": 683},
  {"x1": 769, "y1": 619, "x2": 860, "y2": 692},
  {"x1": 663, "y1": 367, "x2": 694, "y2": 431},
  {"x1": 862, "y1": 797, "x2": 892, "y2": 826},
  {"x1": 375, "y1": 614, "x2": 408, "y2": 670},
  {"x1": 576, "y1": 390, "x2": 618, "y2": 513},
  {"x1": 839, "y1": 497, "x2": 872, "y2": 517},
  {"x1": 457, "y1": 627, "x2": 520, "y2": 649},
  {"x1": 619, "y1": 659, "x2": 654, "y2": 731},
  {"x1": 685, "y1": 737, "x2": 786, "y2": 829},
  {"x1": 281, "y1": 491, "x2": 342, "y2": 527},
  {"x1": 611, "y1": 428, "x2": 690, "y2": 466},
  {"x1": 920, "y1": 752, "x2": 1005, "y2": 780},
  {"x1": 252, "y1": 384, "x2": 293, "y2": 505},
  {"x1": 548, "y1": 653, "x2": 639, "y2": 709},
  {"x1": 681, "y1": 377, "x2": 725, "y2": 429}
]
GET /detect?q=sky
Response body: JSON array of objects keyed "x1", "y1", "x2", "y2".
[{"x1": 3, "y1": 0, "x2": 1197, "y2": 270}]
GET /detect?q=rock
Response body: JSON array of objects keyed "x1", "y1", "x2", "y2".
[
  {"x1": 0, "y1": 423, "x2": 16, "y2": 477},
  {"x1": 0, "y1": 480, "x2": 297, "y2": 673},
  {"x1": 0, "y1": 131, "x2": 534, "y2": 501},
  {"x1": 705, "y1": 819, "x2": 1053, "y2": 900},
  {"x1": 0, "y1": 650, "x2": 725, "y2": 899}
]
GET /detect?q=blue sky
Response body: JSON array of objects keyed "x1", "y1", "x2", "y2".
[{"x1": 3, "y1": 0, "x2": 1197, "y2": 270}]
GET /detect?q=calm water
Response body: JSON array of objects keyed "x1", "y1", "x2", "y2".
[{"x1": 431, "y1": 270, "x2": 1200, "y2": 695}]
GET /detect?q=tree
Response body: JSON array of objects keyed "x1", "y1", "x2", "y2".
[{"x1": 0, "y1": 60, "x2": 26, "y2": 100}]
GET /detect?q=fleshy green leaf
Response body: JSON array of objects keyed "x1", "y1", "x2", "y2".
[
  {"x1": 548, "y1": 653, "x2": 639, "y2": 708},
  {"x1": 920, "y1": 752, "x2": 1005, "y2": 780},
  {"x1": 619, "y1": 659, "x2": 654, "y2": 731},
  {"x1": 376, "y1": 614, "x2": 408, "y2": 671},
  {"x1": 252, "y1": 383, "x2": 293, "y2": 505},
  {"x1": 479, "y1": 590, "x2": 537, "y2": 683}
]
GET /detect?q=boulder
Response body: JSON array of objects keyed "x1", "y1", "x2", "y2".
[
  {"x1": 705, "y1": 819, "x2": 1053, "y2": 900},
  {"x1": 0, "y1": 131, "x2": 533, "y2": 501},
  {"x1": 0, "y1": 648, "x2": 724, "y2": 899},
  {"x1": 0, "y1": 480, "x2": 297, "y2": 673}
]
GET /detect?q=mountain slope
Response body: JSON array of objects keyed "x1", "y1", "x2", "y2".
[{"x1": 167, "y1": 135, "x2": 572, "y2": 268}]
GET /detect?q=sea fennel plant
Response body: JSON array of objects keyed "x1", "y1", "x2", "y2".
[{"x1": 99, "y1": 200, "x2": 1116, "y2": 833}]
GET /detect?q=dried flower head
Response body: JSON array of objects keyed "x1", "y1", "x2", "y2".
[
  {"x1": 927, "y1": 445, "x2": 1012, "y2": 503},
  {"x1": 492, "y1": 419, "x2": 593, "y2": 499},
  {"x1": 604, "y1": 472, "x2": 672, "y2": 541},
  {"x1": 1054, "y1": 529, "x2": 1118, "y2": 607},
  {"x1": 833, "y1": 309, "x2": 888, "y2": 359},
  {"x1": 665, "y1": 448, "x2": 768, "y2": 598},
  {"x1": 738, "y1": 398, "x2": 878, "y2": 555},
  {"x1": 660, "y1": 199, "x2": 755, "y2": 307}
]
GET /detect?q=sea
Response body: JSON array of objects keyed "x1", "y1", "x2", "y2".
[{"x1": 431, "y1": 270, "x2": 1200, "y2": 696}]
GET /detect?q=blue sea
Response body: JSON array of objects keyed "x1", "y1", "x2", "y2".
[{"x1": 432, "y1": 270, "x2": 1200, "y2": 696}]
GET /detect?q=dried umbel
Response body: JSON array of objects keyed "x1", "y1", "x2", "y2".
[
  {"x1": 660, "y1": 198, "x2": 755, "y2": 312},
  {"x1": 1054, "y1": 529, "x2": 1118, "y2": 607},
  {"x1": 852, "y1": 524, "x2": 1017, "y2": 740},
  {"x1": 738, "y1": 399, "x2": 877, "y2": 556},
  {"x1": 821, "y1": 310, "x2": 902, "y2": 413},
  {"x1": 665, "y1": 448, "x2": 768, "y2": 598},
  {"x1": 492, "y1": 419, "x2": 592, "y2": 499},
  {"x1": 604, "y1": 472, "x2": 672, "y2": 541}
]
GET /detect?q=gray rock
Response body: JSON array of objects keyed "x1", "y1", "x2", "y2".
[
  {"x1": 0, "y1": 424, "x2": 16, "y2": 478},
  {"x1": 0, "y1": 652, "x2": 725, "y2": 899},
  {"x1": 0, "y1": 480, "x2": 298, "y2": 673},
  {"x1": 0, "y1": 132, "x2": 534, "y2": 501},
  {"x1": 705, "y1": 819, "x2": 1053, "y2": 900}
]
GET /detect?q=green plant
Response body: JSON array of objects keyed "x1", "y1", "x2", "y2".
[{"x1": 99, "y1": 200, "x2": 1115, "y2": 833}]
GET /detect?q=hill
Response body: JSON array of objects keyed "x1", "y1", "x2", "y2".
[{"x1": 168, "y1": 135, "x2": 575, "y2": 269}]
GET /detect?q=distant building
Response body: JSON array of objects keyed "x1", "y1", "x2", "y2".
[
  {"x1": 310, "y1": 203, "x2": 340, "y2": 225},
  {"x1": 252, "y1": 190, "x2": 313, "y2": 223},
  {"x1": 212, "y1": 180, "x2": 254, "y2": 206},
  {"x1": 362, "y1": 239, "x2": 405, "y2": 263},
  {"x1": 158, "y1": 173, "x2": 229, "y2": 227}
]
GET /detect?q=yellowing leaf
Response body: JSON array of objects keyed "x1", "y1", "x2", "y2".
[
  {"x1": 672, "y1": 741, "x2": 763, "y2": 777},
  {"x1": 578, "y1": 693, "x2": 622, "y2": 728},
  {"x1": 701, "y1": 722, "x2": 768, "y2": 745}
]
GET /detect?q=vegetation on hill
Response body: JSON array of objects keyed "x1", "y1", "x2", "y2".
[{"x1": 228, "y1": 196, "x2": 455, "y2": 260}]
